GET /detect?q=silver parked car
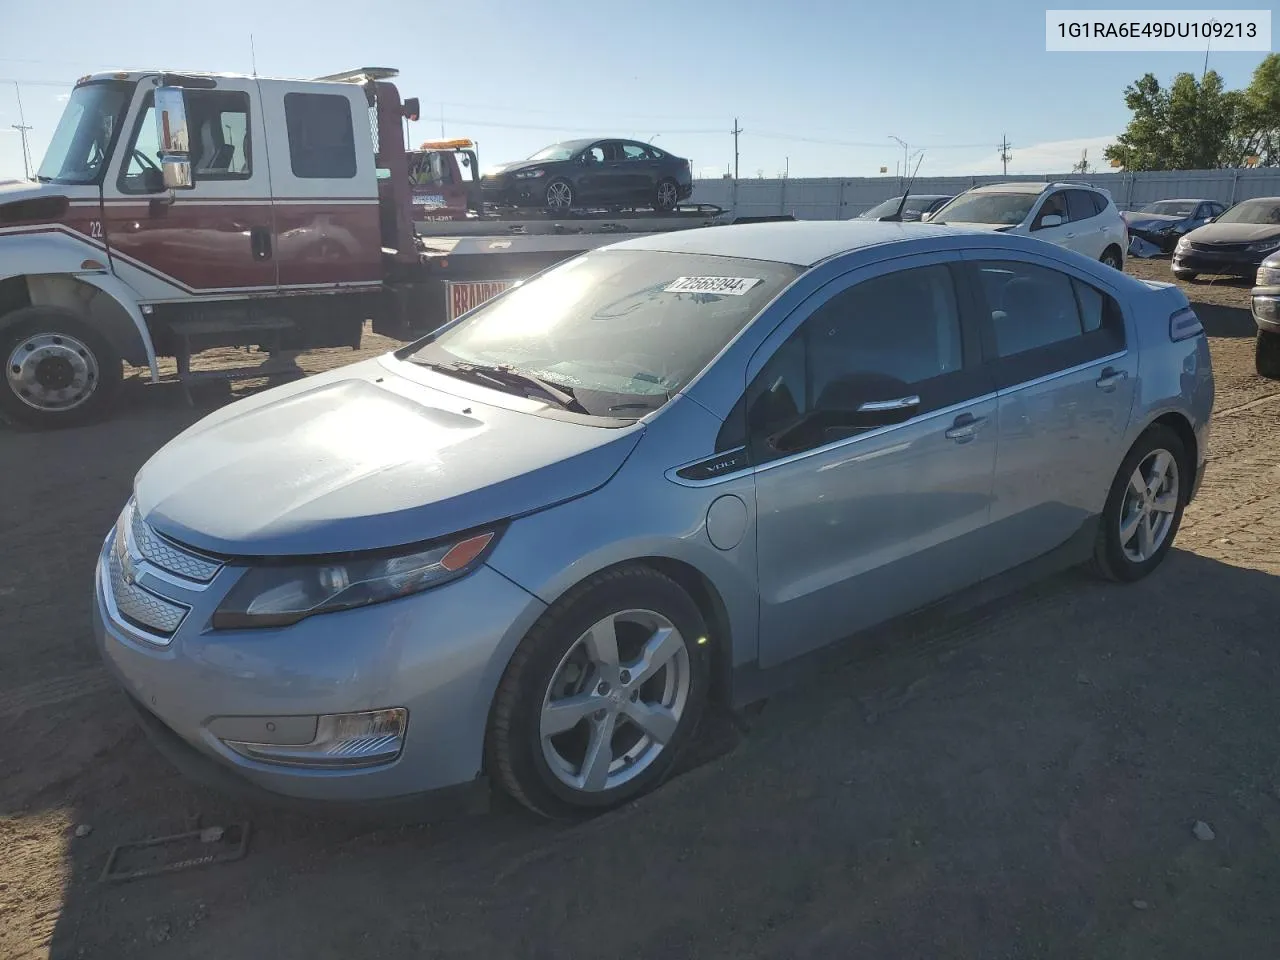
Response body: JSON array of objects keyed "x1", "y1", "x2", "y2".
[{"x1": 93, "y1": 221, "x2": 1214, "y2": 819}]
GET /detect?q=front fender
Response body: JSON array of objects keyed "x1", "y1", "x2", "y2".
[{"x1": 0, "y1": 231, "x2": 158, "y2": 380}]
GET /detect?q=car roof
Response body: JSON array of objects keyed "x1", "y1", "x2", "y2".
[
  {"x1": 606, "y1": 219, "x2": 997, "y2": 267},
  {"x1": 968, "y1": 182, "x2": 1052, "y2": 194}
]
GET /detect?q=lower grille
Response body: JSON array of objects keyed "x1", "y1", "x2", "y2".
[{"x1": 1189, "y1": 241, "x2": 1248, "y2": 253}]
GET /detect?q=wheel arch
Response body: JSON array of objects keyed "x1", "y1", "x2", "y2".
[
  {"x1": 0, "y1": 234, "x2": 158, "y2": 379},
  {"x1": 1133, "y1": 409, "x2": 1199, "y2": 499}
]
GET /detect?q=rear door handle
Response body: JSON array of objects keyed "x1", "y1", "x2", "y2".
[
  {"x1": 944, "y1": 412, "x2": 988, "y2": 443},
  {"x1": 1096, "y1": 366, "x2": 1128, "y2": 391},
  {"x1": 250, "y1": 226, "x2": 272, "y2": 261}
]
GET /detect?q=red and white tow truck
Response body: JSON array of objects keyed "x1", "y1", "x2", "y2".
[{"x1": 0, "y1": 67, "x2": 735, "y2": 427}]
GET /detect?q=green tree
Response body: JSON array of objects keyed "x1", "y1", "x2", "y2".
[
  {"x1": 1105, "y1": 70, "x2": 1237, "y2": 170},
  {"x1": 1229, "y1": 54, "x2": 1280, "y2": 166}
]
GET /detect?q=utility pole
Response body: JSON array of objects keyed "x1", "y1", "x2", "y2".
[
  {"x1": 731, "y1": 117, "x2": 742, "y2": 180},
  {"x1": 998, "y1": 134, "x2": 1012, "y2": 176},
  {"x1": 12, "y1": 82, "x2": 32, "y2": 179}
]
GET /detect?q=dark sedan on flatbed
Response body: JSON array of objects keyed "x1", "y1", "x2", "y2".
[{"x1": 480, "y1": 138, "x2": 694, "y2": 213}]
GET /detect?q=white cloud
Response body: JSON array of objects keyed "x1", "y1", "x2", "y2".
[{"x1": 930, "y1": 135, "x2": 1120, "y2": 176}]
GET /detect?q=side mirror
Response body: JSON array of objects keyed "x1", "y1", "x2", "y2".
[
  {"x1": 1036, "y1": 213, "x2": 1064, "y2": 229},
  {"x1": 154, "y1": 86, "x2": 195, "y2": 191}
]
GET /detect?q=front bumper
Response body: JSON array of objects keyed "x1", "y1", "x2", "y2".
[
  {"x1": 93, "y1": 528, "x2": 546, "y2": 805},
  {"x1": 1173, "y1": 249, "x2": 1271, "y2": 277},
  {"x1": 1128, "y1": 227, "x2": 1181, "y2": 252},
  {"x1": 481, "y1": 179, "x2": 541, "y2": 207},
  {"x1": 1251, "y1": 286, "x2": 1280, "y2": 334}
]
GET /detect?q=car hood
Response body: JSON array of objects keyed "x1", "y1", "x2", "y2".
[
  {"x1": 483, "y1": 159, "x2": 553, "y2": 178},
  {"x1": 1184, "y1": 222, "x2": 1280, "y2": 244},
  {"x1": 134, "y1": 358, "x2": 644, "y2": 557},
  {"x1": 1123, "y1": 212, "x2": 1186, "y2": 228}
]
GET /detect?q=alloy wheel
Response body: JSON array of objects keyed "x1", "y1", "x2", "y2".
[{"x1": 1118, "y1": 448, "x2": 1180, "y2": 563}]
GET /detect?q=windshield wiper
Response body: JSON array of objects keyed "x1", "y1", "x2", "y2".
[{"x1": 414, "y1": 359, "x2": 590, "y2": 413}]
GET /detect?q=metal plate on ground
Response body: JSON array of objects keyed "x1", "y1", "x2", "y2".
[{"x1": 99, "y1": 822, "x2": 251, "y2": 883}]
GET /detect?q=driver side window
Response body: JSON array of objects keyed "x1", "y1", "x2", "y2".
[
  {"x1": 722, "y1": 264, "x2": 975, "y2": 464},
  {"x1": 118, "y1": 89, "x2": 252, "y2": 194},
  {"x1": 1032, "y1": 191, "x2": 1069, "y2": 229}
]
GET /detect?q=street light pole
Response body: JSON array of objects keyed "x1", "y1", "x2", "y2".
[{"x1": 889, "y1": 136, "x2": 908, "y2": 187}]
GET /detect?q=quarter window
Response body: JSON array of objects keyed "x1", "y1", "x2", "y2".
[{"x1": 284, "y1": 92, "x2": 356, "y2": 179}]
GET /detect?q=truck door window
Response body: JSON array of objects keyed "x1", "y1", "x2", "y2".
[
  {"x1": 119, "y1": 89, "x2": 251, "y2": 193},
  {"x1": 283, "y1": 92, "x2": 357, "y2": 179}
]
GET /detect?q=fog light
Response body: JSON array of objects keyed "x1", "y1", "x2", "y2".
[{"x1": 222, "y1": 708, "x2": 407, "y2": 768}]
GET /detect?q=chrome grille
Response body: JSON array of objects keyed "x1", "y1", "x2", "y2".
[
  {"x1": 127, "y1": 501, "x2": 222, "y2": 583},
  {"x1": 107, "y1": 547, "x2": 189, "y2": 637}
]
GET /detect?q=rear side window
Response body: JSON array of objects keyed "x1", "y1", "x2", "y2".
[
  {"x1": 284, "y1": 93, "x2": 356, "y2": 179},
  {"x1": 1067, "y1": 189, "x2": 1099, "y2": 222},
  {"x1": 970, "y1": 261, "x2": 1127, "y2": 386}
]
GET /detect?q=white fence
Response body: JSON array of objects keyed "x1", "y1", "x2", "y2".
[{"x1": 691, "y1": 168, "x2": 1280, "y2": 220}]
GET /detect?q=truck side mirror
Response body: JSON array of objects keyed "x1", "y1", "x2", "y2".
[{"x1": 154, "y1": 86, "x2": 194, "y2": 190}]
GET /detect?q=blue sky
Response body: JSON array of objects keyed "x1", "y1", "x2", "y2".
[{"x1": 0, "y1": 0, "x2": 1271, "y2": 182}]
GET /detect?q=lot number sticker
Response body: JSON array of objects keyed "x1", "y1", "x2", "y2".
[{"x1": 663, "y1": 276, "x2": 762, "y2": 296}]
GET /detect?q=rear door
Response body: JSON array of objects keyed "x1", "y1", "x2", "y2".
[
  {"x1": 620, "y1": 142, "x2": 658, "y2": 201},
  {"x1": 1065, "y1": 189, "x2": 1106, "y2": 258},
  {"x1": 101, "y1": 78, "x2": 277, "y2": 301},
  {"x1": 963, "y1": 253, "x2": 1137, "y2": 572},
  {"x1": 257, "y1": 83, "x2": 382, "y2": 291}
]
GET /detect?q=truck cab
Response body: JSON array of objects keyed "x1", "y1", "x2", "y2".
[
  {"x1": 407, "y1": 139, "x2": 480, "y2": 220},
  {"x1": 0, "y1": 67, "x2": 420, "y2": 426}
]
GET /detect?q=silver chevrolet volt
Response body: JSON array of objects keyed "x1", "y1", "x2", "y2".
[{"x1": 93, "y1": 221, "x2": 1214, "y2": 819}]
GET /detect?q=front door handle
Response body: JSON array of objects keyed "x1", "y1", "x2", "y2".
[
  {"x1": 250, "y1": 226, "x2": 273, "y2": 261},
  {"x1": 944, "y1": 412, "x2": 988, "y2": 443},
  {"x1": 1096, "y1": 366, "x2": 1128, "y2": 391}
]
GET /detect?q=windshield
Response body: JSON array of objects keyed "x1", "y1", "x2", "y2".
[
  {"x1": 409, "y1": 250, "x2": 800, "y2": 419},
  {"x1": 1216, "y1": 199, "x2": 1280, "y2": 225},
  {"x1": 1139, "y1": 201, "x2": 1198, "y2": 217},
  {"x1": 857, "y1": 196, "x2": 946, "y2": 219},
  {"x1": 36, "y1": 81, "x2": 133, "y2": 185},
  {"x1": 528, "y1": 142, "x2": 578, "y2": 162},
  {"x1": 932, "y1": 192, "x2": 1037, "y2": 225}
]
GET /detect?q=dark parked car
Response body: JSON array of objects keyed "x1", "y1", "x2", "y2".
[
  {"x1": 480, "y1": 139, "x2": 694, "y2": 212},
  {"x1": 1123, "y1": 198, "x2": 1225, "y2": 252},
  {"x1": 1172, "y1": 197, "x2": 1280, "y2": 280},
  {"x1": 856, "y1": 194, "x2": 953, "y2": 222}
]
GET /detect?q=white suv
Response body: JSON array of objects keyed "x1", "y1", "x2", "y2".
[{"x1": 928, "y1": 182, "x2": 1128, "y2": 270}]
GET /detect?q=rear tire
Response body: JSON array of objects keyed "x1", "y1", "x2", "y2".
[
  {"x1": 1172, "y1": 269, "x2": 1198, "y2": 282},
  {"x1": 1091, "y1": 425, "x2": 1188, "y2": 583},
  {"x1": 486, "y1": 565, "x2": 710, "y2": 820},
  {"x1": 1256, "y1": 329, "x2": 1280, "y2": 380},
  {"x1": 654, "y1": 178, "x2": 680, "y2": 213},
  {"x1": 0, "y1": 306, "x2": 122, "y2": 428},
  {"x1": 1100, "y1": 246, "x2": 1124, "y2": 270}
]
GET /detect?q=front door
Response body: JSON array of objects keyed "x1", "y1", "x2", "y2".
[
  {"x1": 749, "y1": 258, "x2": 998, "y2": 669},
  {"x1": 101, "y1": 78, "x2": 277, "y2": 302},
  {"x1": 1028, "y1": 189, "x2": 1078, "y2": 256},
  {"x1": 964, "y1": 254, "x2": 1137, "y2": 573}
]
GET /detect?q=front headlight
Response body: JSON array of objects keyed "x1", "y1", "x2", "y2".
[
  {"x1": 1258, "y1": 264, "x2": 1280, "y2": 286},
  {"x1": 1245, "y1": 236, "x2": 1280, "y2": 254},
  {"x1": 1176, "y1": 235, "x2": 1192, "y2": 250},
  {"x1": 212, "y1": 529, "x2": 499, "y2": 629},
  {"x1": 513, "y1": 169, "x2": 547, "y2": 180}
]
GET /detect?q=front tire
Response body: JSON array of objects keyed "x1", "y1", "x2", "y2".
[
  {"x1": 544, "y1": 179, "x2": 575, "y2": 212},
  {"x1": 1172, "y1": 268, "x2": 1198, "y2": 282},
  {"x1": 0, "y1": 306, "x2": 122, "y2": 428},
  {"x1": 1257, "y1": 329, "x2": 1280, "y2": 379},
  {"x1": 1091, "y1": 425, "x2": 1188, "y2": 583},
  {"x1": 1100, "y1": 246, "x2": 1124, "y2": 270},
  {"x1": 486, "y1": 565, "x2": 710, "y2": 819}
]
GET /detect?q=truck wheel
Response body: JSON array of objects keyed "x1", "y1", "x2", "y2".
[
  {"x1": 1257, "y1": 329, "x2": 1280, "y2": 380},
  {"x1": 654, "y1": 178, "x2": 680, "y2": 212},
  {"x1": 544, "y1": 179, "x2": 575, "y2": 212},
  {"x1": 0, "y1": 306, "x2": 122, "y2": 428}
]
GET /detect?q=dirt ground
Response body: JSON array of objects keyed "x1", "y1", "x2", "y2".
[{"x1": 2, "y1": 259, "x2": 1278, "y2": 960}]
